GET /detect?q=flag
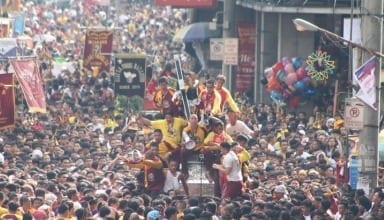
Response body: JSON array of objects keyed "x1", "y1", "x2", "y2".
[
  {"x1": 11, "y1": 59, "x2": 46, "y2": 113},
  {"x1": 12, "y1": 11, "x2": 24, "y2": 36},
  {"x1": 354, "y1": 56, "x2": 377, "y2": 111},
  {"x1": 0, "y1": 38, "x2": 16, "y2": 57},
  {"x1": 1, "y1": 0, "x2": 20, "y2": 13},
  {"x1": 0, "y1": 73, "x2": 15, "y2": 129},
  {"x1": 0, "y1": 17, "x2": 10, "y2": 37},
  {"x1": 83, "y1": 29, "x2": 113, "y2": 78},
  {"x1": 114, "y1": 54, "x2": 146, "y2": 97}
]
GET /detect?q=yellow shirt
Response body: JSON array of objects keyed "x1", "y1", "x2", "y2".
[
  {"x1": 215, "y1": 87, "x2": 240, "y2": 113},
  {"x1": 145, "y1": 140, "x2": 178, "y2": 159},
  {"x1": 182, "y1": 124, "x2": 207, "y2": 150},
  {"x1": 151, "y1": 118, "x2": 188, "y2": 146},
  {"x1": 204, "y1": 131, "x2": 233, "y2": 151},
  {"x1": 0, "y1": 207, "x2": 8, "y2": 217}
]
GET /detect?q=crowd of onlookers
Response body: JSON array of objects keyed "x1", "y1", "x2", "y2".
[{"x1": 0, "y1": 0, "x2": 383, "y2": 220}]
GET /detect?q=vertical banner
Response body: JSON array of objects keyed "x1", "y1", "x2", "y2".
[
  {"x1": 12, "y1": 12, "x2": 25, "y2": 37},
  {"x1": 0, "y1": 18, "x2": 10, "y2": 38},
  {"x1": 0, "y1": 73, "x2": 15, "y2": 129},
  {"x1": 143, "y1": 66, "x2": 157, "y2": 110},
  {"x1": 354, "y1": 56, "x2": 377, "y2": 110},
  {"x1": 11, "y1": 59, "x2": 46, "y2": 113},
  {"x1": 114, "y1": 54, "x2": 146, "y2": 98},
  {"x1": 83, "y1": 29, "x2": 113, "y2": 78},
  {"x1": 0, "y1": 38, "x2": 16, "y2": 57},
  {"x1": 236, "y1": 23, "x2": 256, "y2": 93}
]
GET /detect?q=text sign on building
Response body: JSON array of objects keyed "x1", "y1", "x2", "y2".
[
  {"x1": 210, "y1": 38, "x2": 223, "y2": 61},
  {"x1": 345, "y1": 98, "x2": 365, "y2": 130},
  {"x1": 223, "y1": 38, "x2": 238, "y2": 65}
]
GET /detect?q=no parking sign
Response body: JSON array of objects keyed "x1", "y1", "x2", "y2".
[{"x1": 345, "y1": 98, "x2": 365, "y2": 130}]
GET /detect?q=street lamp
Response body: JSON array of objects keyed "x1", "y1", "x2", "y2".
[{"x1": 293, "y1": 18, "x2": 384, "y2": 58}]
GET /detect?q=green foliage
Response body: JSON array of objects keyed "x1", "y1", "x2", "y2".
[{"x1": 115, "y1": 95, "x2": 144, "y2": 113}]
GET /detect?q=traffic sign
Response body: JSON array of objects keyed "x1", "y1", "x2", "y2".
[{"x1": 345, "y1": 98, "x2": 364, "y2": 130}]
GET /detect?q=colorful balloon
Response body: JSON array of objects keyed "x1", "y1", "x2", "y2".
[
  {"x1": 292, "y1": 57, "x2": 304, "y2": 69},
  {"x1": 272, "y1": 62, "x2": 284, "y2": 73},
  {"x1": 296, "y1": 67, "x2": 307, "y2": 80},
  {"x1": 293, "y1": 80, "x2": 306, "y2": 91},
  {"x1": 270, "y1": 90, "x2": 283, "y2": 100},
  {"x1": 301, "y1": 76, "x2": 312, "y2": 86},
  {"x1": 276, "y1": 69, "x2": 286, "y2": 83},
  {"x1": 264, "y1": 67, "x2": 274, "y2": 79},
  {"x1": 281, "y1": 57, "x2": 291, "y2": 66},
  {"x1": 285, "y1": 72, "x2": 298, "y2": 86},
  {"x1": 284, "y1": 63, "x2": 295, "y2": 73},
  {"x1": 266, "y1": 76, "x2": 280, "y2": 92}
]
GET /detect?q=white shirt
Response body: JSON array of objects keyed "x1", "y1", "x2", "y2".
[
  {"x1": 163, "y1": 170, "x2": 181, "y2": 193},
  {"x1": 226, "y1": 120, "x2": 253, "y2": 138},
  {"x1": 222, "y1": 150, "x2": 242, "y2": 182}
]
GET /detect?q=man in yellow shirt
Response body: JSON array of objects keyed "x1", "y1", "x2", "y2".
[
  {"x1": 0, "y1": 192, "x2": 8, "y2": 217},
  {"x1": 215, "y1": 75, "x2": 239, "y2": 113},
  {"x1": 1, "y1": 201, "x2": 22, "y2": 220},
  {"x1": 145, "y1": 129, "x2": 178, "y2": 163},
  {"x1": 137, "y1": 110, "x2": 188, "y2": 146}
]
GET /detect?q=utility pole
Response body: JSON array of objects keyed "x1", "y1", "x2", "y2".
[
  {"x1": 359, "y1": 0, "x2": 382, "y2": 193},
  {"x1": 222, "y1": 0, "x2": 236, "y2": 91}
]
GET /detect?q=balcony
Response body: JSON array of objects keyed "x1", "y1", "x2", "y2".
[{"x1": 237, "y1": 0, "x2": 362, "y2": 14}]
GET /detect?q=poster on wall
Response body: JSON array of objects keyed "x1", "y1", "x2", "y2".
[{"x1": 235, "y1": 23, "x2": 256, "y2": 93}]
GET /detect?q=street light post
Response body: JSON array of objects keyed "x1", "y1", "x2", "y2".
[
  {"x1": 293, "y1": 18, "x2": 384, "y2": 59},
  {"x1": 293, "y1": 17, "x2": 382, "y2": 192}
]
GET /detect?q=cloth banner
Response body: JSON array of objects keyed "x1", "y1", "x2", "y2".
[
  {"x1": 1, "y1": 0, "x2": 20, "y2": 12},
  {"x1": 0, "y1": 38, "x2": 16, "y2": 57},
  {"x1": 12, "y1": 12, "x2": 25, "y2": 36},
  {"x1": 354, "y1": 56, "x2": 377, "y2": 110},
  {"x1": 0, "y1": 73, "x2": 15, "y2": 129},
  {"x1": 83, "y1": 29, "x2": 113, "y2": 78},
  {"x1": 11, "y1": 59, "x2": 46, "y2": 113},
  {"x1": 235, "y1": 23, "x2": 256, "y2": 93},
  {"x1": 114, "y1": 54, "x2": 146, "y2": 98},
  {"x1": 0, "y1": 17, "x2": 10, "y2": 38}
]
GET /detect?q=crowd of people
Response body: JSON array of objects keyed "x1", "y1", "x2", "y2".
[{"x1": 0, "y1": 0, "x2": 383, "y2": 220}]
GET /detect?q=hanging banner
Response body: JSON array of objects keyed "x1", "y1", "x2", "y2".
[
  {"x1": 83, "y1": 29, "x2": 113, "y2": 78},
  {"x1": 0, "y1": 18, "x2": 10, "y2": 38},
  {"x1": 114, "y1": 54, "x2": 146, "y2": 98},
  {"x1": 1, "y1": 0, "x2": 20, "y2": 12},
  {"x1": 0, "y1": 73, "x2": 15, "y2": 129},
  {"x1": 143, "y1": 66, "x2": 157, "y2": 110},
  {"x1": 11, "y1": 59, "x2": 46, "y2": 113},
  {"x1": 235, "y1": 23, "x2": 256, "y2": 93},
  {"x1": 354, "y1": 56, "x2": 377, "y2": 110},
  {"x1": 0, "y1": 38, "x2": 16, "y2": 57},
  {"x1": 12, "y1": 12, "x2": 25, "y2": 37}
]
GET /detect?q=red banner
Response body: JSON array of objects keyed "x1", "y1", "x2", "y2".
[
  {"x1": 83, "y1": 29, "x2": 113, "y2": 78},
  {"x1": 0, "y1": 74, "x2": 15, "y2": 129},
  {"x1": 0, "y1": 18, "x2": 10, "y2": 38},
  {"x1": 235, "y1": 23, "x2": 256, "y2": 93},
  {"x1": 11, "y1": 59, "x2": 46, "y2": 113},
  {"x1": 155, "y1": 0, "x2": 217, "y2": 8}
]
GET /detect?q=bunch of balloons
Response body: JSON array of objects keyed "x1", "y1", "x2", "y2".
[{"x1": 264, "y1": 56, "x2": 315, "y2": 107}]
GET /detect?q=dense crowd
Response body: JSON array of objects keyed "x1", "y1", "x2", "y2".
[{"x1": 0, "y1": 0, "x2": 383, "y2": 220}]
